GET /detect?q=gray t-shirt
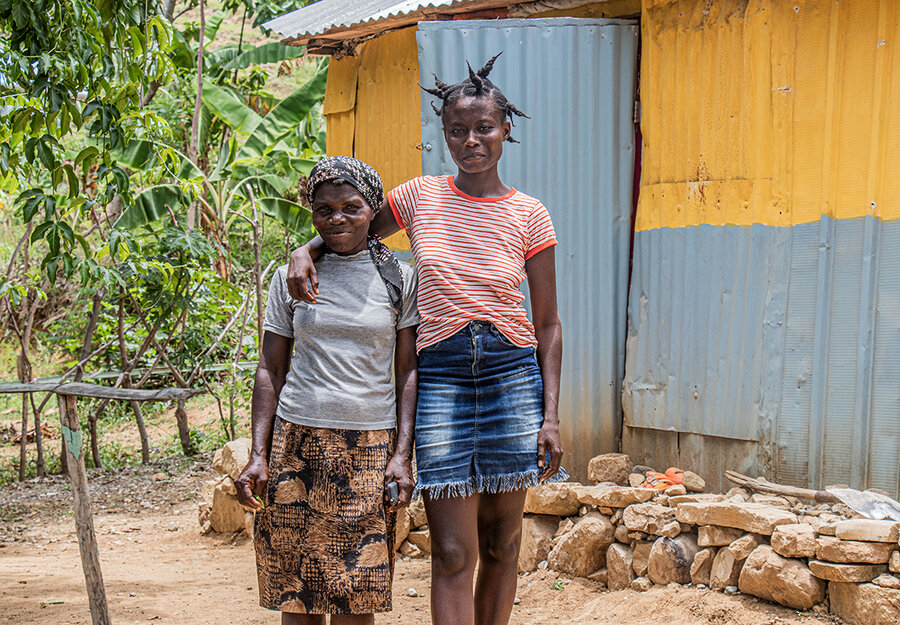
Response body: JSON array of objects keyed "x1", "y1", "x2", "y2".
[{"x1": 263, "y1": 251, "x2": 419, "y2": 430}]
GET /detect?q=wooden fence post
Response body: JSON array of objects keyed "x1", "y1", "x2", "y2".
[{"x1": 57, "y1": 393, "x2": 112, "y2": 625}]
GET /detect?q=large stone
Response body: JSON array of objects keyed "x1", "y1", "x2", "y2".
[
  {"x1": 697, "y1": 525, "x2": 744, "y2": 547},
  {"x1": 737, "y1": 546, "x2": 826, "y2": 611},
  {"x1": 682, "y1": 471, "x2": 706, "y2": 492},
  {"x1": 709, "y1": 548, "x2": 743, "y2": 590},
  {"x1": 525, "y1": 483, "x2": 582, "y2": 516},
  {"x1": 395, "y1": 506, "x2": 411, "y2": 547},
  {"x1": 675, "y1": 501, "x2": 797, "y2": 535},
  {"x1": 664, "y1": 484, "x2": 687, "y2": 496},
  {"x1": 614, "y1": 523, "x2": 630, "y2": 544},
  {"x1": 631, "y1": 576, "x2": 653, "y2": 592},
  {"x1": 748, "y1": 494, "x2": 792, "y2": 510},
  {"x1": 607, "y1": 543, "x2": 636, "y2": 590},
  {"x1": 209, "y1": 478, "x2": 251, "y2": 533},
  {"x1": 632, "y1": 542, "x2": 653, "y2": 576},
  {"x1": 669, "y1": 494, "x2": 724, "y2": 506},
  {"x1": 808, "y1": 560, "x2": 887, "y2": 582},
  {"x1": 728, "y1": 534, "x2": 764, "y2": 560},
  {"x1": 890, "y1": 551, "x2": 900, "y2": 573},
  {"x1": 771, "y1": 524, "x2": 816, "y2": 558},
  {"x1": 519, "y1": 515, "x2": 558, "y2": 573},
  {"x1": 587, "y1": 453, "x2": 632, "y2": 485},
  {"x1": 408, "y1": 498, "x2": 428, "y2": 529},
  {"x1": 399, "y1": 540, "x2": 423, "y2": 558},
  {"x1": 647, "y1": 534, "x2": 698, "y2": 585},
  {"x1": 622, "y1": 503, "x2": 680, "y2": 538},
  {"x1": 547, "y1": 511, "x2": 615, "y2": 577},
  {"x1": 690, "y1": 548, "x2": 716, "y2": 586},
  {"x1": 407, "y1": 529, "x2": 431, "y2": 554},
  {"x1": 873, "y1": 573, "x2": 900, "y2": 589},
  {"x1": 829, "y1": 582, "x2": 900, "y2": 625},
  {"x1": 573, "y1": 485, "x2": 654, "y2": 508},
  {"x1": 628, "y1": 473, "x2": 646, "y2": 488},
  {"x1": 835, "y1": 519, "x2": 900, "y2": 543},
  {"x1": 816, "y1": 536, "x2": 894, "y2": 564},
  {"x1": 212, "y1": 438, "x2": 251, "y2": 481}
]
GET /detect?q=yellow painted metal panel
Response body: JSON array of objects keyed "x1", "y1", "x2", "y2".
[
  {"x1": 637, "y1": 0, "x2": 900, "y2": 231},
  {"x1": 354, "y1": 27, "x2": 422, "y2": 251},
  {"x1": 323, "y1": 55, "x2": 360, "y2": 114},
  {"x1": 325, "y1": 110, "x2": 355, "y2": 156}
]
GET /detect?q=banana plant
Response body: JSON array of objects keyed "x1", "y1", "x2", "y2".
[{"x1": 112, "y1": 58, "x2": 327, "y2": 240}]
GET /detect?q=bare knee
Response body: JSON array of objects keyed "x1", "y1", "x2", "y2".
[
  {"x1": 480, "y1": 523, "x2": 522, "y2": 565},
  {"x1": 432, "y1": 534, "x2": 477, "y2": 577}
]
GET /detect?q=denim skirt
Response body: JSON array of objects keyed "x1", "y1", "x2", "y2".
[{"x1": 414, "y1": 321, "x2": 568, "y2": 499}]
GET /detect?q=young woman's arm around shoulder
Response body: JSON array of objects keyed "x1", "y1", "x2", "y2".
[
  {"x1": 384, "y1": 325, "x2": 418, "y2": 509},
  {"x1": 525, "y1": 246, "x2": 563, "y2": 481},
  {"x1": 235, "y1": 331, "x2": 292, "y2": 509}
]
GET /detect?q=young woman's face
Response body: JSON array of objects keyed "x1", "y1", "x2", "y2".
[
  {"x1": 442, "y1": 95, "x2": 510, "y2": 176},
  {"x1": 311, "y1": 183, "x2": 375, "y2": 255}
]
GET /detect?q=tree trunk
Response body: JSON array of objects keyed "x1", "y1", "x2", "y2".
[
  {"x1": 186, "y1": 0, "x2": 205, "y2": 229},
  {"x1": 88, "y1": 400, "x2": 109, "y2": 470},
  {"x1": 175, "y1": 399, "x2": 193, "y2": 455},
  {"x1": 18, "y1": 393, "x2": 28, "y2": 481},
  {"x1": 129, "y1": 398, "x2": 151, "y2": 464},
  {"x1": 29, "y1": 393, "x2": 45, "y2": 478}
]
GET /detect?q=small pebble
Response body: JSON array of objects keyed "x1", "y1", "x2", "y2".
[
  {"x1": 724, "y1": 585, "x2": 739, "y2": 595},
  {"x1": 513, "y1": 597, "x2": 521, "y2": 605},
  {"x1": 407, "y1": 587, "x2": 418, "y2": 597}
]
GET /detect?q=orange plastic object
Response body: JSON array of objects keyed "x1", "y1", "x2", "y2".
[
  {"x1": 664, "y1": 467, "x2": 685, "y2": 484},
  {"x1": 643, "y1": 472, "x2": 674, "y2": 489}
]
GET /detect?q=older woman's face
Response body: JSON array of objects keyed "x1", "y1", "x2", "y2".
[{"x1": 311, "y1": 183, "x2": 375, "y2": 255}]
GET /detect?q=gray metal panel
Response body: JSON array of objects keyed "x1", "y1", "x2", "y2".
[
  {"x1": 416, "y1": 18, "x2": 639, "y2": 481},
  {"x1": 625, "y1": 217, "x2": 900, "y2": 496},
  {"x1": 624, "y1": 224, "x2": 790, "y2": 443}
]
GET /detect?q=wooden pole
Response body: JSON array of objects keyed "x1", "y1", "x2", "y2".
[{"x1": 57, "y1": 393, "x2": 112, "y2": 625}]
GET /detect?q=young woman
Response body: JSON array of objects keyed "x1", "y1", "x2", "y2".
[
  {"x1": 286, "y1": 54, "x2": 566, "y2": 625},
  {"x1": 235, "y1": 156, "x2": 419, "y2": 625}
]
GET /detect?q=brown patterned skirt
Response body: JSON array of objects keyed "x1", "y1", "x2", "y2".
[{"x1": 254, "y1": 418, "x2": 396, "y2": 614}]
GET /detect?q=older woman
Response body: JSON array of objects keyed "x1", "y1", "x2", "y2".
[{"x1": 235, "y1": 156, "x2": 418, "y2": 625}]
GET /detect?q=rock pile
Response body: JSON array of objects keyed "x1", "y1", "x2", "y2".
[
  {"x1": 513, "y1": 453, "x2": 900, "y2": 625},
  {"x1": 198, "y1": 438, "x2": 254, "y2": 535}
]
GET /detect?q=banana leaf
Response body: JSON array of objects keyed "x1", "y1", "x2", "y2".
[
  {"x1": 223, "y1": 42, "x2": 306, "y2": 71},
  {"x1": 258, "y1": 197, "x2": 310, "y2": 233},
  {"x1": 114, "y1": 184, "x2": 184, "y2": 230},
  {"x1": 202, "y1": 80, "x2": 262, "y2": 134},
  {"x1": 233, "y1": 60, "x2": 328, "y2": 164},
  {"x1": 235, "y1": 174, "x2": 292, "y2": 199},
  {"x1": 114, "y1": 140, "x2": 202, "y2": 180},
  {"x1": 204, "y1": 11, "x2": 227, "y2": 46}
]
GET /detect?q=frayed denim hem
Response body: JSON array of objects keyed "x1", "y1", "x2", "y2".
[{"x1": 412, "y1": 467, "x2": 570, "y2": 500}]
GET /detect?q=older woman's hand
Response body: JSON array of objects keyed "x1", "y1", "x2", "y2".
[
  {"x1": 384, "y1": 453, "x2": 414, "y2": 511},
  {"x1": 235, "y1": 455, "x2": 269, "y2": 511}
]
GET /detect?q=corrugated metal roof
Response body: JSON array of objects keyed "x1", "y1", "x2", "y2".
[
  {"x1": 264, "y1": 0, "x2": 494, "y2": 42},
  {"x1": 417, "y1": 18, "x2": 639, "y2": 482}
]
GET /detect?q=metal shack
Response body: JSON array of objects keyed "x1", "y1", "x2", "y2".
[{"x1": 266, "y1": 0, "x2": 900, "y2": 495}]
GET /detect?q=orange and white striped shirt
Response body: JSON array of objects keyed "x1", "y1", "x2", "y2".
[{"x1": 387, "y1": 175, "x2": 557, "y2": 352}]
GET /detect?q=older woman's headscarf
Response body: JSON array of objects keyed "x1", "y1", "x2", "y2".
[{"x1": 306, "y1": 156, "x2": 404, "y2": 311}]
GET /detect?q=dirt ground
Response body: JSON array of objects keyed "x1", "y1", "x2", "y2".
[{"x1": 0, "y1": 464, "x2": 846, "y2": 625}]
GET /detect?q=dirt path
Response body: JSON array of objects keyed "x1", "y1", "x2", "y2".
[{"x1": 0, "y1": 466, "x2": 843, "y2": 625}]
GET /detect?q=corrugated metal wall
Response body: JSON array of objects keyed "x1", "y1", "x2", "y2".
[
  {"x1": 323, "y1": 27, "x2": 420, "y2": 251},
  {"x1": 624, "y1": 0, "x2": 900, "y2": 495},
  {"x1": 417, "y1": 18, "x2": 639, "y2": 481}
]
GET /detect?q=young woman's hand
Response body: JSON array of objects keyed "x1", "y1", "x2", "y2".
[
  {"x1": 537, "y1": 419, "x2": 563, "y2": 481},
  {"x1": 384, "y1": 453, "x2": 415, "y2": 511},
  {"x1": 286, "y1": 244, "x2": 319, "y2": 302},
  {"x1": 235, "y1": 455, "x2": 269, "y2": 511}
]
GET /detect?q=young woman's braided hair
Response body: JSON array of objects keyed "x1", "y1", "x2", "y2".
[{"x1": 421, "y1": 52, "x2": 529, "y2": 143}]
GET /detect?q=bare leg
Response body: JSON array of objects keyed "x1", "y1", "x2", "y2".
[
  {"x1": 282, "y1": 614, "x2": 325, "y2": 625},
  {"x1": 474, "y1": 489, "x2": 527, "y2": 625},
  {"x1": 425, "y1": 493, "x2": 480, "y2": 625}
]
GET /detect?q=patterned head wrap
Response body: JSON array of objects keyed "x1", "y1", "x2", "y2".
[
  {"x1": 306, "y1": 156, "x2": 404, "y2": 312},
  {"x1": 307, "y1": 155, "x2": 384, "y2": 214}
]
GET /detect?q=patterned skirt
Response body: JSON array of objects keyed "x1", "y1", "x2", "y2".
[{"x1": 254, "y1": 418, "x2": 396, "y2": 614}]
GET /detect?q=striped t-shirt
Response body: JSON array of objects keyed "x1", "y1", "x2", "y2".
[{"x1": 387, "y1": 175, "x2": 558, "y2": 352}]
